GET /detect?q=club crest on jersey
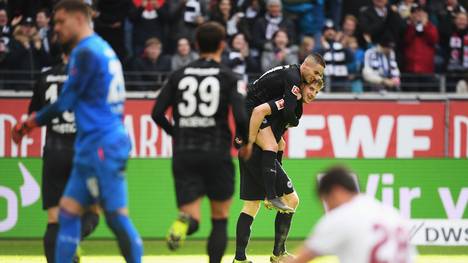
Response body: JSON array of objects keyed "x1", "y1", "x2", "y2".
[
  {"x1": 275, "y1": 99, "x2": 285, "y2": 110},
  {"x1": 291, "y1": 85, "x2": 300, "y2": 96}
]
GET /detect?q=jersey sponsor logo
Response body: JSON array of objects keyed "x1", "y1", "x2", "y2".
[
  {"x1": 291, "y1": 85, "x2": 300, "y2": 96},
  {"x1": 275, "y1": 99, "x2": 285, "y2": 110},
  {"x1": 184, "y1": 67, "x2": 220, "y2": 76}
]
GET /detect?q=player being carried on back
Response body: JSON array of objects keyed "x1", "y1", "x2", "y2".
[
  {"x1": 236, "y1": 54, "x2": 325, "y2": 212},
  {"x1": 234, "y1": 53, "x2": 326, "y2": 263}
]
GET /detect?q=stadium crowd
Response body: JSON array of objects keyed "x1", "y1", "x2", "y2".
[{"x1": 0, "y1": 0, "x2": 466, "y2": 92}]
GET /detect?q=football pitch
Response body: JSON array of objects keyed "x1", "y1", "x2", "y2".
[{"x1": 0, "y1": 240, "x2": 467, "y2": 263}]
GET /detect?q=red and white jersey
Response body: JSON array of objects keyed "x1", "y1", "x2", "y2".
[{"x1": 306, "y1": 194, "x2": 416, "y2": 263}]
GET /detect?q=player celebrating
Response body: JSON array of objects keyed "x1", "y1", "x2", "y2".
[
  {"x1": 241, "y1": 54, "x2": 325, "y2": 212},
  {"x1": 28, "y1": 45, "x2": 99, "y2": 263},
  {"x1": 234, "y1": 74, "x2": 324, "y2": 263},
  {"x1": 151, "y1": 22, "x2": 250, "y2": 263},
  {"x1": 288, "y1": 166, "x2": 416, "y2": 263},
  {"x1": 12, "y1": 1, "x2": 143, "y2": 262}
]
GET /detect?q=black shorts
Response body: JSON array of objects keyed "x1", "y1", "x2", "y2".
[
  {"x1": 172, "y1": 152, "x2": 235, "y2": 207},
  {"x1": 42, "y1": 147, "x2": 74, "y2": 210},
  {"x1": 240, "y1": 146, "x2": 294, "y2": 200}
]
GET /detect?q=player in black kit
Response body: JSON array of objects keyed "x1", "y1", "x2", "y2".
[
  {"x1": 151, "y1": 22, "x2": 251, "y2": 263},
  {"x1": 28, "y1": 46, "x2": 99, "y2": 263},
  {"x1": 238, "y1": 54, "x2": 326, "y2": 213},
  {"x1": 233, "y1": 54, "x2": 326, "y2": 263}
]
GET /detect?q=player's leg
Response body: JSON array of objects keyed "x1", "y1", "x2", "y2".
[
  {"x1": 167, "y1": 153, "x2": 205, "y2": 250},
  {"x1": 271, "y1": 162, "x2": 299, "y2": 263},
  {"x1": 55, "y1": 196, "x2": 85, "y2": 263},
  {"x1": 205, "y1": 156, "x2": 235, "y2": 263},
  {"x1": 234, "y1": 200, "x2": 261, "y2": 263},
  {"x1": 167, "y1": 198, "x2": 203, "y2": 250},
  {"x1": 256, "y1": 128, "x2": 292, "y2": 212},
  {"x1": 97, "y1": 146, "x2": 143, "y2": 263},
  {"x1": 81, "y1": 205, "x2": 100, "y2": 239},
  {"x1": 208, "y1": 199, "x2": 232, "y2": 263}
]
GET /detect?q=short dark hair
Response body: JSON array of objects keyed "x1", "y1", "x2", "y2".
[
  {"x1": 196, "y1": 22, "x2": 226, "y2": 53},
  {"x1": 37, "y1": 8, "x2": 51, "y2": 18},
  {"x1": 317, "y1": 165, "x2": 359, "y2": 195},
  {"x1": 310, "y1": 53, "x2": 326, "y2": 68},
  {"x1": 54, "y1": 0, "x2": 91, "y2": 19}
]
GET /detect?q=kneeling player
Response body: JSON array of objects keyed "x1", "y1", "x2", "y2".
[{"x1": 28, "y1": 45, "x2": 99, "y2": 262}]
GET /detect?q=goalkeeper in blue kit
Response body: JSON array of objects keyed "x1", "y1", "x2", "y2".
[{"x1": 11, "y1": 1, "x2": 143, "y2": 262}]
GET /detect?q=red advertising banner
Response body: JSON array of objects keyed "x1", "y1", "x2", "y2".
[
  {"x1": 449, "y1": 101, "x2": 468, "y2": 158},
  {"x1": 0, "y1": 98, "x2": 450, "y2": 158}
]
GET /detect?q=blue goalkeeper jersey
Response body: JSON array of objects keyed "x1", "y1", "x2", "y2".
[{"x1": 35, "y1": 34, "x2": 127, "y2": 155}]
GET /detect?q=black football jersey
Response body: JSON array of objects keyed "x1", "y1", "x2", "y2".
[
  {"x1": 28, "y1": 63, "x2": 76, "y2": 147},
  {"x1": 152, "y1": 58, "x2": 248, "y2": 156},
  {"x1": 247, "y1": 64, "x2": 302, "y2": 126},
  {"x1": 267, "y1": 97, "x2": 303, "y2": 142}
]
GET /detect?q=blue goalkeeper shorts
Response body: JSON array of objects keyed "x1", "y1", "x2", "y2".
[{"x1": 62, "y1": 134, "x2": 131, "y2": 211}]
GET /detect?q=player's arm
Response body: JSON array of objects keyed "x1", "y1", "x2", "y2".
[
  {"x1": 282, "y1": 77, "x2": 301, "y2": 127},
  {"x1": 12, "y1": 49, "x2": 94, "y2": 143},
  {"x1": 230, "y1": 80, "x2": 249, "y2": 144},
  {"x1": 286, "y1": 245, "x2": 318, "y2": 263},
  {"x1": 247, "y1": 98, "x2": 283, "y2": 145},
  {"x1": 151, "y1": 77, "x2": 174, "y2": 135}
]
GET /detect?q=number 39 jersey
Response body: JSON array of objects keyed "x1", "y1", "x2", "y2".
[
  {"x1": 152, "y1": 58, "x2": 248, "y2": 156},
  {"x1": 305, "y1": 194, "x2": 417, "y2": 263},
  {"x1": 29, "y1": 63, "x2": 75, "y2": 146}
]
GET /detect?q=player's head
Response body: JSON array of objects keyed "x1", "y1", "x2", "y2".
[
  {"x1": 299, "y1": 53, "x2": 325, "y2": 103},
  {"x1": 317, "y1": 165, "x2": 359, "y2": 210},
  {"x1": 195, "y1": 21, "x2": 226, "y2": 55},
  {"x1": 53, "y1": 0, "x2": 92, "y2": 47}
]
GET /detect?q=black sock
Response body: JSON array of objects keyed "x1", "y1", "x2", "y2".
[
  {"x1": 81, "y1": 211, "x2": 99, "y2": 239},
  {"x1": 262, "y1": 150, "x2": 278, "y2": 199},
  {"x1": 277, "y1": 151, "x2": 284, "y2": 165},
  {"x1": 235, "y1": 213, "x2": 254, "y2": 261},
  {"x1": 207, "y1": 218, "x2": 228, "y2": 263},
  {"x1": 187, "y1": 216, "x2": 200, "y2": 236},
  {"x1": 44, "y1": 223, "x2": 58, "y2": 263},
  {"x1": 273, "y1": 212, "x2": 294, "y2": 256}
]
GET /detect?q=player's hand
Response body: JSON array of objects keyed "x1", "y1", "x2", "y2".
[
  {"x1": 11, "y1": 113, "x2": 38, "y2": 144},
  {"x1": 239, "y1": 143, "x2": 253, "y2": 160}
]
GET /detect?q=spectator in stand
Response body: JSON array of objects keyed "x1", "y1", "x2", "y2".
[
  {"x1": 236, "y1": 0, "x2": 265, "y2": 44},
  {"x1": 444, "y1": 12, "x2": 468, "y2": 92},
  {"x1": 260, "y1": 29, "x2": 298, "y2": 71},
  {"x1": 210, "y1": 0, "x2": 247, "y2": 37},
  {"x1": 343, "y1": 36, "x2": 365, "y2": 92},
  {"x1": 5, "y1": 18, "x2": 49, "y2": 89},
  {"x1": 335, "y1": 15, "x2": 359, "y2": 48},
  {"x1": 403, "y1": 4, "x2": 438, "y2": 92},
  {"x1": 397, "y1": 0, "x2": 415, "y2": 21},
  {"x1": 283, "y1": 0, "x2": 325, "y2": 45},
  {"x1": 362, "y1": 34, "x2": 401, "y2": 92},
  {"x1": 359, "y1": 0, "x2": 406, "y2": 65},
  {"x1": 437, "y1": 0, "x2": 466, "y2": 39},
  {"x1": 0, "y1": 7, "x2": 12, "y2": 44},
  {"x1": 252, "y1": 0, "x2": 296, "y2": 51},
  {"x1": 317, "y1": 20, "x2": 354, "y2": 92},
  {"x1": 222, "y1": 32, "x2": 260, "y2": 76},
  {"x1": 171, "y1": 37, "x2": 198, "y2": 70},
  {"x1": 94, "y1": 0, "x2": 134, "y2": 62},
  {"x1": 166, "y1": 0, "x2": 209, "y2": 53},
  {"x1": 130, "y1": 0, "x2": 168, "y2": 56},
  {"x1": 128, "y1": 37, "x2": 171, "y2": 91},
  {"x1": 298, "y1": 35, "x2": 315, "y2": 63},
  {"x1": 35, "y1": 8, "x2": 60, "y2": 65}
]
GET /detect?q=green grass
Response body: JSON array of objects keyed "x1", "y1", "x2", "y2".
[{"x1": 0, "y1": 240, "x2": 467, "y2": 262}]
